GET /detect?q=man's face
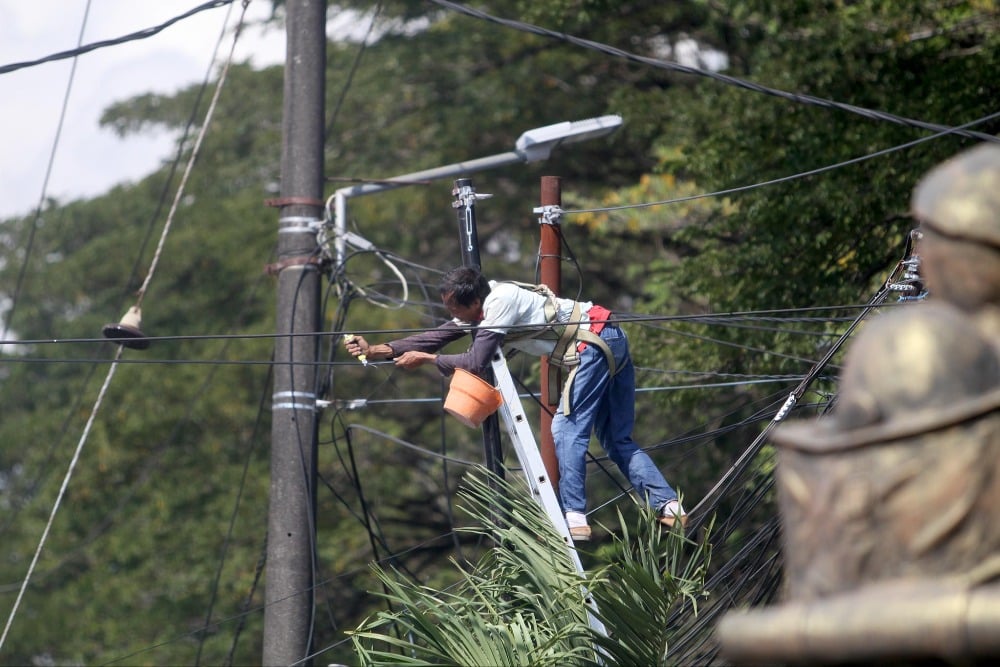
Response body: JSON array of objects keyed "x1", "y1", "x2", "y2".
[{"x1": 443, "y1": 292, "x2": 483, "y2": 323}]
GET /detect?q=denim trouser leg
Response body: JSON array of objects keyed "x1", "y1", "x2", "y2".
[{"x1": 553, "y1": 326, "x2": 677, "y2": 515}]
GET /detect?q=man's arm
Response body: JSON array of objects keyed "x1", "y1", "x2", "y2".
[
  {"x1": 345, "y1": 321, "x2": 468, "y2": 361},
  {"x1": 434, "y1": 329, "x2": 505, "y2": 375}
]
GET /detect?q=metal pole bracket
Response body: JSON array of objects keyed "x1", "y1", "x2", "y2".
[{"x1": 533, "y1": 205, "x2": 564, "y2": 226}]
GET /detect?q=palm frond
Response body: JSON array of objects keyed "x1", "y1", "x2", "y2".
[{"x1": 349, "y1": 467, "x2": 712, "y2": 666}]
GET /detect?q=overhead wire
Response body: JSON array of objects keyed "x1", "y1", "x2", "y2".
[
  {"x1": 0, "y1": 299, "x2": 906, "y2": 353},
  {"x1": 0, "y1": 0, "x2": 260, "y2": 550},
  {"x1": 429, "y1": 0, "x2": 1000, "y2": 145},
  {"x1": 0, "y1": 1, "x2": 101, "y2": 650},
  {"x1": 5, "y1": 0, "x2": 968, "y2": 656},
  {"x1": 0, "y1": 1, "x2": 92, "y2": 342},
  {"x1": 564, "y1": 110, "x2": 1000, "y2": 215},
  {"x1": 0, "y1": 0, "x2": 238, "y2": 76},
  {"x1": 685, "y1": 237, "x2": 917, "y2": 536},
  {"x1": 0, "y1": 0, "x2": 255, "y2": 655}
]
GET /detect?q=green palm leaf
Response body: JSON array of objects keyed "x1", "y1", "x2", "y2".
[{"x1": 349, "y1": 468, "x2": 711, "y2": 666}]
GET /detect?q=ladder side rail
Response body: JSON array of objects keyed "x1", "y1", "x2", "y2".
[{"x1": 491, "y1": 352, "x2": 608, "y2": 641}]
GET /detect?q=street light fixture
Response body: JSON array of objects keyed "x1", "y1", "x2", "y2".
[{"x1": 330, "y1": 114, "x2": 623, "y2": 264}]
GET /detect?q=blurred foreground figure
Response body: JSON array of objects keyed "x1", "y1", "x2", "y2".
[{"x1": 717, "y1": 144, "x2": 1000, "y2": 665}]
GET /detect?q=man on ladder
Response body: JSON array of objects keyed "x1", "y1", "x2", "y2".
[{"x1": 345, "y1": 265, "x2": 686, "y2": 540}]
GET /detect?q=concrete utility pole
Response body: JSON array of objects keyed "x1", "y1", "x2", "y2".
[
  {"x1": 537, "y1": 176, "x2": 563, "y2": 493},
  {"x1": 264, "y1": 0, "x2": 326, "y2": 664}
]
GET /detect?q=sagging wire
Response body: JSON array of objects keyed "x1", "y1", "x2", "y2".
[
  {"x1": 1, "y1": 0, "x2": 252, "y2": 653},
  {"x1": 0, "y1": 0, "x2": 237, "y2": 76},
  {"x1": 430, "y1": 0, "x2": 1000, "y2": 146}
]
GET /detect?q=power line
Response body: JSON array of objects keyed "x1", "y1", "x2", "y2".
[
  {"x1": 1, "y1": 2, "x2": 92, "y2": 342},
  {"x1": 429, "y1": 0, "x2": 1000, "y2": 144},
  {"x1": 0, "y1": 0, "x2": 237, "y2": 76},
  {"x1": 565, "y1": 110, "x2": 1000, "y2": 215},
  {"x1": 0, "y1": 301, "x2": 898, "y2": 351}
]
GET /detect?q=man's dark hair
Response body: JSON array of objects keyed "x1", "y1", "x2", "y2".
[{"x1": 439, "y1": 266, "x2": 491, "y2": 306}]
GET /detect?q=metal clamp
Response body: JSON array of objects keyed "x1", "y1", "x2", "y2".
[{"x1": 533, "y1": 205, "x2": 564, "y2": 226}]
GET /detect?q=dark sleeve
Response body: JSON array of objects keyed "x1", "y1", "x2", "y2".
[
  {"x1": 434, "y1": 329, "x2": 505, "y2": 377},
  {"x1": 386, "y1": 321, "x2": 468, "y2": 356}
]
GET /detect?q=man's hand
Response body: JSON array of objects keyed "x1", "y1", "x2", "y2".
[
  {"x1": 393, "y1": 351, "x2": 437, "y2": 369},
  {"x1": 344, "y1": 334, "x2": 370, "y2": 362},
  {"x1": 345, "y1": 335, "x2": 395, "y2": 361}
]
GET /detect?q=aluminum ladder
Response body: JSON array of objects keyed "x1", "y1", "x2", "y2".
[{"x1": 490, "y1": 351, "x2": 608, "y2": 639}]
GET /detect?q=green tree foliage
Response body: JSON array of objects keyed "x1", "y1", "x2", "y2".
[{"x1": 0, "y1": 0, "x2": 996, "y2": 663}]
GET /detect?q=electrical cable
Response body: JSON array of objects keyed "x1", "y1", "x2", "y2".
[
  {"x1": 429, "y1": 0, "x2": 1000, "y2": 145},
  {"x1": 0, "y1": 0, "x2": 238, "y2": 76},
  {"x1": 565, "y1": 110, "x2": 1000, "y2": 215},
  {"x1": 1, "y1": 3, "x2": 255, "y2": 656},
  {"x1": 0, "y1": 0, "x2": 100, "y2": 541},
  {"x1": 1, "y1": 0, "x2": 92, "y2": 342},
  {"x1": 0, "y1": 301, "x2": 907, "y2": 352},
  {"x1": 195, "y1": 361, "x2": 272, "y2": 665},
  {"x1": 685, "y1": 235, "x2": 917, "y2": 532}
]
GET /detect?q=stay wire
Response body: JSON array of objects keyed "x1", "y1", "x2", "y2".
[
  {"x1": 0, "y1": 347, "x2": 123, "y2": 651},
  {"x1": 134, "y1": 0, "x2": 247, "y2": 305}
]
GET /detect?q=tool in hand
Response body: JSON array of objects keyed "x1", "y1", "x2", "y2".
[{"x1": 344, "y1": 334, "x2": 367, "y2": 366}]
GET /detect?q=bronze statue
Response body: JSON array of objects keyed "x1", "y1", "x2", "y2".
[
  {"x1": 717, "y1": 143, "x2": 1000, "y2": 665},
  {"x1": 912, "y1": 142, "x2": 1000, "y2": 340}
]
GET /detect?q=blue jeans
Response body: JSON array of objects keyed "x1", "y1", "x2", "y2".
[{"x1": 552, "y1": 325, "x2": 678, "y2": 516}]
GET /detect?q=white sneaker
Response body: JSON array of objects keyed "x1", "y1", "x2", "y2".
[
  {"x1": 659, "y1": 500, "x2": 687, "y2": 528},
  {"x1": 566, "y1": 511, "x2": 591, "y2": 541}
]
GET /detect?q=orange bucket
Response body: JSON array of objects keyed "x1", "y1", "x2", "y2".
[{"x1": 444, "y1": 368, "x2": 503, "y2": 427}]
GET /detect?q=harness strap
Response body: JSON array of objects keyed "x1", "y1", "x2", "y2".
[
  {"x1": 498, "y1": 281, "x2": 619, "y2": 415},
  {"x1": 546, "y1": 301, "x2": 619, "y2": 414}
]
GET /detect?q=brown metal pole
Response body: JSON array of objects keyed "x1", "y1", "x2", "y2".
[{"x1": 538, "y1": 176, "x2": 562, "y2": 495}]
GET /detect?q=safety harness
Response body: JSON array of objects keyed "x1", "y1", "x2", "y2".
[{"x1": 501, "y1": 282, "x2": 619, "y2": 415}]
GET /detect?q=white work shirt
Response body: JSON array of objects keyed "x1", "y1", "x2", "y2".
[{"x1": 455, "y1": 281, "x2": 593, "y2": 357}]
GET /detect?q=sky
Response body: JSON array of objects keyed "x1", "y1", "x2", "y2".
[{"x1": 0, "y1": 0, "x2": 288, "y2": 220}]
